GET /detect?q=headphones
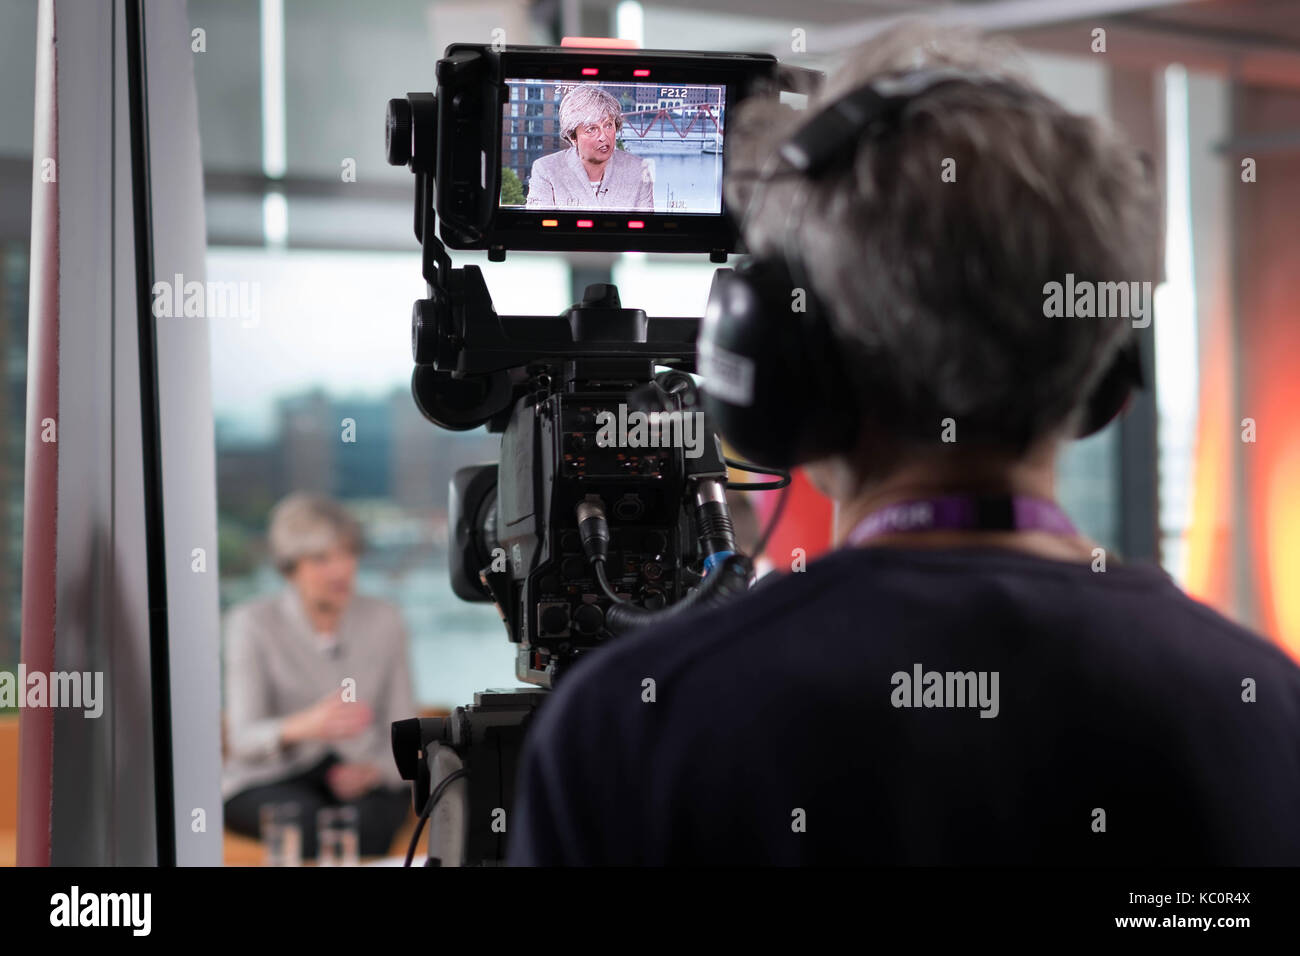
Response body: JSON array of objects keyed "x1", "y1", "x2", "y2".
[{"x1": 699, "y1": 68, "x2": 1148, "y2": 469}]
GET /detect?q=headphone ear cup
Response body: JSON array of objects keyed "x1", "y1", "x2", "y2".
[
  {"x1": 700, "y1": 258, "x2": 857, "y2": 468},
  {"x1": 1074, "y1": 337, "x2": 1145, "y2": 439}
]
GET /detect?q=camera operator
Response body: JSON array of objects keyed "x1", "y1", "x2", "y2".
[{"x1": 506, "y1": 24, "x2": 1300, "y2": 865}]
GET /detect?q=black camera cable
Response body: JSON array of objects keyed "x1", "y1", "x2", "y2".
[
  {"x1": 723, "y1": 456, "x2": 791, "y2": 491},
  {"x1": 576, "y1": 495, "x2": 753, "y2": 634}
]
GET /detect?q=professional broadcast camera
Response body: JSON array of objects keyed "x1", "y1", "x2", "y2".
[{"x1": 386, "y1": 41, "x2": 802, "y2": 865}]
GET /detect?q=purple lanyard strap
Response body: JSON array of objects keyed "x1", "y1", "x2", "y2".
[{"x1": 846, "y1": 495, "x2": 1078, "y2": 547}]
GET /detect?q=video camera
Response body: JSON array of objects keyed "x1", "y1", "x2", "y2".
[{"x1": 386, "y1": 41, "x2": 798, "y2": 865}]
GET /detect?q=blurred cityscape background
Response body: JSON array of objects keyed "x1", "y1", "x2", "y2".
[{"x1": 214, "y1": 384, "x2": 506, "y2": 706}]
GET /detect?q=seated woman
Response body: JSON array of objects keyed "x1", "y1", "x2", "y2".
[{"x1": 222, "y1": 492, "x2": 417, "y2": 859}]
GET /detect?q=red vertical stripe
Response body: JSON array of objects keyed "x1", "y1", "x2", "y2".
[{"x1": 18, "y1": 0, "x2": 59, "y2": 867}]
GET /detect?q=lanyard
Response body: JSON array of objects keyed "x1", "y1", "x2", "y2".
[{"x1": 845, "y1": 495, "x2": 1078, "y2": 547}]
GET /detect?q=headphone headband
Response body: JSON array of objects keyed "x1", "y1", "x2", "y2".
[{"x1": 778, "y1": 68, "x2": 1021, "y2": 177}]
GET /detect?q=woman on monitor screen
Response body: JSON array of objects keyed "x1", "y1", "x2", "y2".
[{"x1": 525, "y1": 84, "x2": 654, "y2": 212}]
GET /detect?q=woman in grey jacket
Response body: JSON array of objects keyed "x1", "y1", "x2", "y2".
[
  {"x1": 221, "y1": 493, "x2": 417, "y2": 859},
  {"x1": 526, "y1": 84, "x2": 654, "y2": 212}
]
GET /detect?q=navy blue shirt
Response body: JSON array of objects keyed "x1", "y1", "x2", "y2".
[{"x1": 507, "y1": 545, "x2": 1300, "y2": 865}]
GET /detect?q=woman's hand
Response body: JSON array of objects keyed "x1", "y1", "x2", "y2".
[
  {"x1": 280, "y1": 691, "x2": 374, "y2": 746},
  {"x1": 325, "y1": 762, "x2": 384, "y2": 801}
]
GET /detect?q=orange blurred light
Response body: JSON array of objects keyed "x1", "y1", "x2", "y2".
[
  {"x1": 1183, "y1": 307, "x2": 1234, "y2": 608},
  {"x1": 1265, "y1": 439, "x2": 1300, "y2": 657}
]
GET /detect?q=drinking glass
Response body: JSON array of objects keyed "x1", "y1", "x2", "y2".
[
  {"x1": 259, "y1": 802, "x2": 302, "y2": 867},
  {"x1": 317, "y1": 805, "x2": 360, "y2": 866}
]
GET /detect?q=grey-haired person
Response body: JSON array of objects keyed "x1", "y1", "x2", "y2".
[
  {"x1": 525, "y1": 84, "x2": 654, "y2": 211},
  {"x1": 221, "y1": 492, "x2": 417, "y2": 859}
]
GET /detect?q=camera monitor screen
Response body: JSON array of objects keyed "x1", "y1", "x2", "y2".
[{"x1": 500, "y1": 79, "x2": 726, "y2": 216}]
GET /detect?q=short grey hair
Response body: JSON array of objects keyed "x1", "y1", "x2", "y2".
[
  {"x1": 267, "y1": 492, "x2": 364, "y2": 575},
  {"x1": 559, "y1": 84, "x2": 624, "y2": 146},
  {"x1": 725, "y1": 22, "x2": 1160, "y2": 452}
]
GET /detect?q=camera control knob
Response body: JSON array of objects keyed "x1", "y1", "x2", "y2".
[
  {"x1": 412, "y1": 298, "x2": 442, "y2": 366},
  {"x1": 386, "y1": 98, "x2": 412, "y2": 167}
]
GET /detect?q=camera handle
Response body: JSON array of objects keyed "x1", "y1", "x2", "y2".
[{"x1": 392, "y1": 689, "x2": 548, "y2": 867}]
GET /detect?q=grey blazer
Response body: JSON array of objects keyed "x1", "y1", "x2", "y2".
[
  {"x1": 220, "y1": 587, "x2": 417, "y2": 799},
  {"x1": 525, "y1": 146, "x2": 654, "y2": 212}
]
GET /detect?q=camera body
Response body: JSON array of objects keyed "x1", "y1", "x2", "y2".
[
  {"x1": 388, "y1": 40, "x2": 787, "y2": 861},
  {"x1": 386, "y1": 42, "x2": 783, "y2": 689},
  {"x1": 452, "y1": 354, "x2": 730, "y2": 687}
]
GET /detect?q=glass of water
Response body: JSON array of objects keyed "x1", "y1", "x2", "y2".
[
  {"x1": 317, "y1": 806, "x2": 360, "y2": 866},
  {"x1": 259, "y1": 802, "x2": 302, "y2": 867}
]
